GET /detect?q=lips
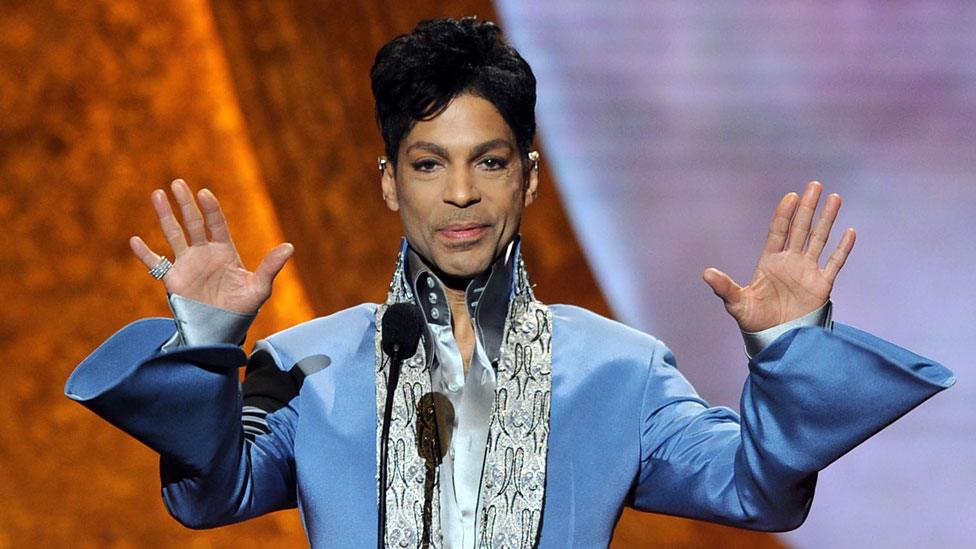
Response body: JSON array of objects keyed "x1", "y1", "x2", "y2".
[{"x1": 438, "y1": 223, "x2": 488, "y2": 241}]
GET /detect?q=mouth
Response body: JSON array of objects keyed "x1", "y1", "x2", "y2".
[{"x1": 437, "y1": 223, "x2": 489, "y2": 243}]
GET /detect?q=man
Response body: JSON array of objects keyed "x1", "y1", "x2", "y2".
[{"x1": 65, "y1": 17, "x2": 953, "y2": 548}]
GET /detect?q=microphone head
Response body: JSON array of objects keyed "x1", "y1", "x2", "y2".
[{"x1": 381, "y1": 303, "x2": 424, "y2": 358}]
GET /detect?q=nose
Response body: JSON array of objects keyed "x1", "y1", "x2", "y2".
[{"x1": 442, "y1": 167, "x2": 481, "y2": 207}]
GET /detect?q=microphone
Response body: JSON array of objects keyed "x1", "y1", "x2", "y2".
[
  {"x1": 381, "y1": 303, "x2": 424, "y2": 359},
  {"x1": 378, "y1": 303, "x2": 424, "y2": 548}
]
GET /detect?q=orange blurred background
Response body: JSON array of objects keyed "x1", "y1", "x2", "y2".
[{"x1": 0, "y1": 1, "x2": 783, "y2": 547}]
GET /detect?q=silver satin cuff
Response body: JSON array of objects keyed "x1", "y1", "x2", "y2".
[
  {"x1": 160, "y1": 293, "x2": 257, "y2": 352},
  {"x1": 742, "y1": 300, "x2": 833, "y2": 359}
]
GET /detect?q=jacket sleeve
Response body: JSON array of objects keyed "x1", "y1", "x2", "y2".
[
  {"x1": 64, "y1": 317, "x2": 301, "y2": 529},
  {"x1": 631, "y1": 323, "x2": 955, "y2": 531}
]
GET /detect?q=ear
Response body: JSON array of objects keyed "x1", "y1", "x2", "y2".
[
  {"x1": 522, "y1": 151, "x2": 540, "y2": 208},
  {"x1": 379, "y1": 157, "x2": 399, "y2": 212}
]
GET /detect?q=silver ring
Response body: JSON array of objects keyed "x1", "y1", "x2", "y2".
[{"x1": 149, "y1": 256, "x2": 173, "y2": 280}]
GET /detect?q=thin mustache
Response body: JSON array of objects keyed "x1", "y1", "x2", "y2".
[{"x1": 435, "y1": 215, "x2": 491, "y2": 229}]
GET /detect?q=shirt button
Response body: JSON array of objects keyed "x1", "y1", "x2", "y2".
[
  {"x1": 430, "y1": 308, "x2": 440, "y2": 320},
  {"x1": 447, "y1": 382, "x2": 460, "y2": 392},
  {"x1": 428, "y1": 292, "x2": 438, "y2": 304},
  {"x1": 449, "y1": 448, "x2": 456, "y2": 459},
  {"x1": 425, "y1": 276, "x2": 435, "y2": 288}
]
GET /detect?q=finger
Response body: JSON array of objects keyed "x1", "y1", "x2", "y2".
[
  {"x1": 198, "y1": 188, "x2": 233, "y2": 244},
  {"x1": 128, "y1": 235, "x2": 162, "y2": 269},
  {"x1": 703, "y1": 267, "x2": 743, "y2": 306},
  {"x1": 761, "y1": 192, "x2": 799, "y2": 257},
  {"x1": 786, "y1": 181, "x2": 823, "y2": 252},
  {"x1": 151, "y1": 189, "x2": 189, "y2": 256},
  {"x1": 171, "y1": 178, "x2": 208, "y2": 246},
  {"x1": 254, "y1": 243, "x2": 295, "y2": 290},
  {"x1": 823, "y1": 228, "x2": 856, "y2": 283},
  {"x1": 806, "y1": 192, "x2": 841, "y2": 260}
]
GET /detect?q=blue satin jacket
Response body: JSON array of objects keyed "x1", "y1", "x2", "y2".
[{"x1": 65, "y1": 304, "x2": 953, "y2": 547}]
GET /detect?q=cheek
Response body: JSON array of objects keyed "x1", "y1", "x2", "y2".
[
  {"x1": 396, "y1": 190, "x2": 437, "y2": 236},
  {"x1": 394, "y1": 182, "x2": 425, "y2": 212},
  {"x1": 400, "y1": 206, "x2": 426, "y2": 233},
  {"x1": 499, "y1": 183, "x2": 528, "y2": 218}
]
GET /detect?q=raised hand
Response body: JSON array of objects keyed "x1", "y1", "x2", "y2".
[
  {"x1": 129, "y1": 179, "x2": 294, "y2": 315},
  {"x1": 703, "y1": 181, "x2": 855, "y2": 333}
]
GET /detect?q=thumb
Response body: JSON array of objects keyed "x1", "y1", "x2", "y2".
[
  {"x1": 255, "y1": 243, "x2": 295, "y2": 288},
  {"x1": 702, "y1": 267, "x2": 742, "y2": 306}
]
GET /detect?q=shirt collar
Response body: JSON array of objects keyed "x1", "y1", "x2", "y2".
[{"x1": 403, "y1": 237, "x2": 520, "y2": 365}]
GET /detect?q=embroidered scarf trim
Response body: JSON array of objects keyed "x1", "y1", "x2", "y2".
[{"x1": 375, "y1": 243, "x2": 553, "y2": 548}]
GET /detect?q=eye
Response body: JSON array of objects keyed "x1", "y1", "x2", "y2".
[
  {"x1": 479, "y1": 157, "x2": 508, "y2": 171},
  {"x1": 411, "y1": 159, "x2": 441, "y2": 172}
]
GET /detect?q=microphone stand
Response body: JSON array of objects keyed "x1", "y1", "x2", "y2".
[{"x1": 378, "y1": 342, "x2": 404, "y2": 549}]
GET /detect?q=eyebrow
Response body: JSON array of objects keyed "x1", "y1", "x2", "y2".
[
  {"x1": 405, "y1": 138, "x2": 514, "y2": 160},
  {"x1": 470, "y1": 139, "x2": 514, "y2": 159},
  {"x1": 406, "y1": 141, "x2": 450, "y2": 158}
]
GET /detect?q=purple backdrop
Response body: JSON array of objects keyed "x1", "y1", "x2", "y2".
[{"x1": 494, "y1": 2, "x2": 975, "y2": 547}]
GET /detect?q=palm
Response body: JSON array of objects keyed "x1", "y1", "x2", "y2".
[
  {"x1": 130, "y1": 179, "x2": 293, "y2": 315},
  {"x1": 704, "y1": 181, "x2": 855, "y2": 333},
  {"x1": 731, "y1": 249, "x2": 834, "y2": 332},
  {"x1": 161, "y1": 243, "x2": 265, "y2": 313}
]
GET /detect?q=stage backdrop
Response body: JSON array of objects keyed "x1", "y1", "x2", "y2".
[
  {"x1": 1, "y1": 0, "x2": 781, "y2": 547},
  {"x1": 494, "y1": 1, "x2": 975, "y2": 547}
]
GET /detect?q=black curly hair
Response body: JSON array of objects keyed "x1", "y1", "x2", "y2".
[{"x1": 370, "y1": 16, "x2": 537, "y2": 167}]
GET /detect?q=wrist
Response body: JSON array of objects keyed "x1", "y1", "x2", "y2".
[
  {"x1": 167, "y1": 293, "x2": 257, "y2": 346},
  {"x1": 741, "y1": 300, "x2": 833, "y2": 358}
]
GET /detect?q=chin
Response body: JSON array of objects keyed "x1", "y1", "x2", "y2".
[
  {"x1": 432, "y1": 250, "x2": 494, "y2": 280},
  {"x1": 438, "y1": 260, "x2": 491, "y2": 280}
]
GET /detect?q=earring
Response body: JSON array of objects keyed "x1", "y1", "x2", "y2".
[
  {"x1": 528, "y1": 150, "x2": 540, "y2": 172},
  {"x1": 377, "y1": 156, "x2": 388, "y2": 173}
]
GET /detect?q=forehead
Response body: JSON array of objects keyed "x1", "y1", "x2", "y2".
[{"x1": 401, "y1": 94, "x2": 516, "y2": 152}]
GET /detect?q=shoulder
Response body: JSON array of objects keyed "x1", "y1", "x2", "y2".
[
  {"x1": 266, "y1": 303, "x2": 377, "y2": 344},
  {"x1": 256, "y1": 303, "x2": 378, "y2": 368},
  {"x1": 548, "y1": 304, "x2": 700, "y2": 413},
  {"x1": 549, "y1": 303, "x2": 661, "y2": 358},
  {"x1": 548, "y1": 304, "x2": 667, "y2": 384}
]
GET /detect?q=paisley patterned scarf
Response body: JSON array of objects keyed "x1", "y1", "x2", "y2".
[{"x1": 374, "y1": 242, "x2": 553, "y2": 548}]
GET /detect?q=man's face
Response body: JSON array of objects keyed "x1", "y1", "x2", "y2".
[{"x1": 381, "y1": 94, "x2": 538, "y2": 282}]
